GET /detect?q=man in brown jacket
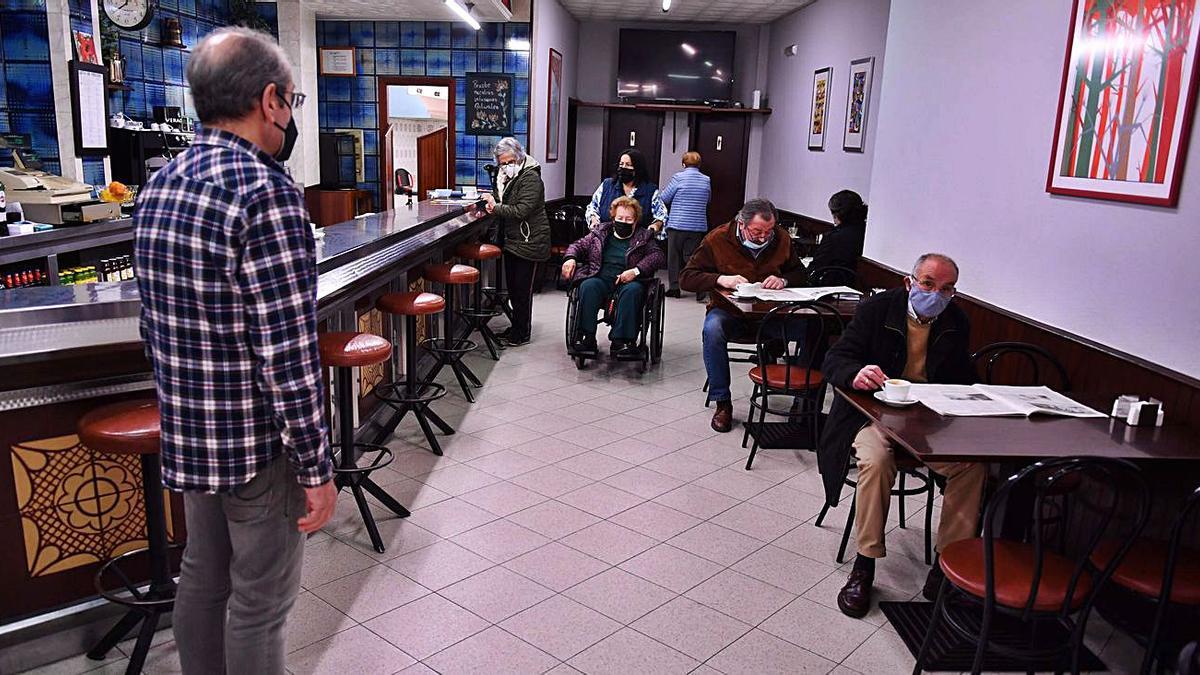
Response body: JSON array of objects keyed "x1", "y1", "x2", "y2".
[{"x1": 680, "y1": 198, "x2": 809, "y2": 431}]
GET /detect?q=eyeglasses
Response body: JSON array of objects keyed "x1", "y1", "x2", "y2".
[
  {"x1": 277, "y1": 90, "x2": 307, "y2": 110},
  {"x1": 911, "y1": 275, "x2": 956, "y2": 296}
]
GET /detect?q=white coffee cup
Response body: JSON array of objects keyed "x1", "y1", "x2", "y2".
[{"x1": 882, "y1": 378, "x2": 911, "y2": 402}]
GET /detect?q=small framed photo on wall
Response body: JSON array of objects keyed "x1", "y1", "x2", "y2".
[
  {"x1": 843, "y1": 57, "x2": 874, "y2": 152},
  {"x1": 809, "y1": 67, "x2": 832, "y2": 150},
  {"x1": 546, "y1": 48, "x2": 563, "y2": 163},
  {"x1": 319, "y1": 47, "x2": 356, "y2": 77}
]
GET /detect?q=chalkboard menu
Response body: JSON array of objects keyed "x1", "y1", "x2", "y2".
[{"x1": 465, "y1": 72, "x2": 514, "y2": 136}]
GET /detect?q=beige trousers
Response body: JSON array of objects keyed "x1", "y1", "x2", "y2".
[{"x1": 852, "y1": 424, "x2": 986, "y2": 558}]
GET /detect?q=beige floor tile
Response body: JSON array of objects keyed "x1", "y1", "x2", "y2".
[
  {"x1": 500, "y1": 595, "x2": 622, "y2": 660},
  {"x1": 708, "y1": 628, "x2": 837, "y2": 674},
  {"x1": 440, "y1": 565, "x2": 554, "y2": 623},
  {"x1": 759, "y1": 597, "x2": 876, "y2": 663},
  {"x1": 683, "y1": 569, "x2": 797, "y2": 624},
  {"x1": 568, "y1": 628, "x2": 699, "y2": 675},
  {"x1": 309, "y1": 565, "x2": 430, "y2": 622},
  {"x1": 286, "y1": 625, "x2": 415, "y2": 675},
  {"x1": 384, "y1": 540, "x2": 493, "y2": 590},
  {"x1": 504, "y1": 541, "x2": 610, "y2": 591},
  {"x1": 630, "y1": 596, "x2": 751, "y2": 661},
  {"x1": 504, "y1": 499, "x2": 601, "y2": 538},
  {"x1": 363, "y1": 594, "x2": 487, "y2": 661}
]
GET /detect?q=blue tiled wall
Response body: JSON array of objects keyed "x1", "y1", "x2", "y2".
[
  {"x1": 316, "y1": 20, "x2": 532, "y2": 207},
  {"x1": 0, "y1": 0, "x2": 61, "y2": 175},
  {"x1": 107, "y1": 0, "x2": 279, "y2": 121}
]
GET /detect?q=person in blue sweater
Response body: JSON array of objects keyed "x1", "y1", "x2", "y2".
[
  {"x1": 585, "y1": 148, "x2": 668, "y2": 237},
  {"x1": 659, "y1": 151, "x2": 711, "y2": 298}
]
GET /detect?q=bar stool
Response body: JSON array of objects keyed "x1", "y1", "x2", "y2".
[
  {"x1": 482, "y1": 252, "x2": 515, "y2": 324},
  {"x1": 455, "y1": 241, "x2": 506, "y2": 360},
  {"x1": 373, "y1": 291, "x2": 456, "y2": 455},
  {"x1": 318, "y1": 331, "x2": 410, "y2": 554},
  {"x1": 422, "y1": 263, "x2": 484, "y2": 402},
  {"x1": 78, "y1": 399, "x2": 178, "y2": 675}
]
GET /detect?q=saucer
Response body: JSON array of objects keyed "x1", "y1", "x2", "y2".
[{"x1": 874, "y1": 390, "x2": 917, "y2": 407}]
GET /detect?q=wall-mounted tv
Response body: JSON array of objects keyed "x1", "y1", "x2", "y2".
[{"x1": 616, "y1": 29, "x2": 736, "y2": 103}]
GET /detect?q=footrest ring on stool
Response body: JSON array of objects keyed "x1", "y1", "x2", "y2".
[
  {"x1": 421, "y1": 337, "x2": 478, "y2": 356},
  {"x1": 331, "y1": 442, "x2": 395, "y2": 475},
  {"x1": 460, "y1": 306, "x2": 502, "y2": 320},
  {"x1": 94, "y1": 544, "x2": 185, "y2": 609},
  {"x1": 374, "y1": 381, "x2": 448, "y2": 406}
]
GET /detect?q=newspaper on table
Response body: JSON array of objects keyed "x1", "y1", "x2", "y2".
[
  {"x1": 908, "y1": 384, "x2": 1106, "y2": 418},
  {"x1": 732, "y1": 283, "x2": 861, "y2": 302}
]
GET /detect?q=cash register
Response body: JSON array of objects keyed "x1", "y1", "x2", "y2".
[{"x1": 0, "y1": 154, "x2": 120, "y2": 224}]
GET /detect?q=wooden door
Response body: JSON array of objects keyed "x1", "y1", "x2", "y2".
[
  {"x1": 691, "y1": 114, "x2": 749, "y2": 228},
  {"x1": 603, "y1": 109, "x2": 663, "y2": 185},
  {"x1": 417, "y1": 128, "x2": 449, "y2": 193},
  {"x1": 381, "y1": 124, "x2": 394, "y2": 208}
]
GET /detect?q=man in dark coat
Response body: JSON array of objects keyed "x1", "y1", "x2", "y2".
[{"x1": 817, "y1": 253, "x2": 985, "y2": 619}]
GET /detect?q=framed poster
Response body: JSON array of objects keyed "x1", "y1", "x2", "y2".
[
  {"x1": 466, "y1": 72, "x2": 514, "y2": 136},
  {"x1": 842, "y1": 57, "x2": 874, "y2": 152},
  {"x1": 1047, "y1": 0, "x2": 1200, "y2": 206},
  {"x1": 809, "y1": 67, "x2": 832, "y2": 150},
  {"x1": 69, "y1": 61, "x2": 109, "y2": 155},
  {"x1": 545, "y1": 48, "x2": 563, "y2": 162},
  {"x1": 72, "y1": 31, "x2": 100, "y2": 65},
  {"x1": 319, "y1": 47, "x2": 356, "y2": 76}
]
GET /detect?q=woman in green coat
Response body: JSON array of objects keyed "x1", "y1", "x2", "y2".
[{"x1": 482, "y1": 137, "x2": 550, "y2": 346}]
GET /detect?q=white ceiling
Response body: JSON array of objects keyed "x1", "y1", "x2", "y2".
[
  {"x1": 558, "y1": 0, "x2": 815, "y2": 24},
  {"x1": 303, "y1": 0, "x2": 529, "y2": 22}
]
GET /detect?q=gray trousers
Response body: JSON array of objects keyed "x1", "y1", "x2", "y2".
[
  {"x1": 174, "y1": 453, "x2": 307, "y2": 675},
  {"x1": 667, "y1": 228, "x2": 706, "y2": 292}
]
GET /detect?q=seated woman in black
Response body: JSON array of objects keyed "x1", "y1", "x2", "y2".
[
  {"x1": 810, "y1": 189, "x2": 868, "y2": 274},
  {"x1": 562, "y1": 196, "x2": 666, "y2": 358},
  {"x1": 584, "y1": 148, "x2": 668, "y2": 237}
]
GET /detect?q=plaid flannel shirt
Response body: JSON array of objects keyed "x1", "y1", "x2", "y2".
[{"x1": 133, "y1": 128, "x2": 332, "y2": 493}]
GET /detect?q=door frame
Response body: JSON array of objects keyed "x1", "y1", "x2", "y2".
[{"x1": 377, "y1": 76, "x2": 456, "y2": 204}]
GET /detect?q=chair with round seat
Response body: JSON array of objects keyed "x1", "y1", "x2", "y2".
[
  {"x1": 372, "y1": 290, "x2": 456, "y2": 456},
  {"x1": 317, "y1": 331, "x2": 410, "y2": 554},
  {"x1": 78, "y1": 399, "x2": 178, "y2": 675},
  {"x1": 422, "y1": 262, "x2": 485, "y2": 401},
  {"x1": 455, "y1": 241, "x2": 506, "y2": 360}
]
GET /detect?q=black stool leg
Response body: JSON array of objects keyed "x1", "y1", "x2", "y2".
[
  {"x1": 362, "y1": 478, "x2": 411, "y2": 517},
  {"x1": 421, "y1": 407, "x2": 455, "y2": 435},
  {"x1": 126, "y1": 609, "x2": 160, "y2": 674},
  {"x1": 335, "y1": 365, "x2": 388, "y2": 553},
  {"x1": 405, "y1": 315, "x2": 447, "y2": 455},
  {"x1": 474, "y1": 279, "x2": 502, "y2": 360},
  {"x1": 87, "y1": 611, "x2": 142, "y2": 660},
  {"x1": 441, "y1": 286, "x2": 476, "y2": 401},
  {"x1": 412, "y1": 408, "x2": 444, "y2": 455},
  {"x1": 350, "y1": 483, "x2": 385, "y2": 553}
]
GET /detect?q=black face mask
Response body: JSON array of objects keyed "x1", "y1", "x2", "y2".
[
  {"x1": 613, "y1": 220, "x2": 635, "y2": 238},
  {"x1": 617, "y1": 167, "x2": 635, "y2": 184},
  {"x1": 273, "y1": 95, "x2": 298, "y2": 162}
]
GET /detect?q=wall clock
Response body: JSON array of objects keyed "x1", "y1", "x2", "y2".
[{"x1": 103, "y1": 0, "x2": 154, "y2": 32}]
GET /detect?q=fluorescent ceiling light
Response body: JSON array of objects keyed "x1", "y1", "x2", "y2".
[
  {"x1": 662, "y1": 0, "x2": 672, "y2": 11},
  {"x1": 668, "y1": 73, "x2": 700, "y2": 79},
  {"x1": 507, "y1": 38, "x2": 530, "y2": 51},
  {"x1": 680, "y1": 43, "x2": 696, "y2": 56},
  {"x1": 714, "y1": 69, "x2": 723, "y2": 76},
  {"x1": 704, "y1": 60, "x2": 713, "y2": 67},
  {"x1": 444, "y1": 0, "x2": 480, "y2": 30}
]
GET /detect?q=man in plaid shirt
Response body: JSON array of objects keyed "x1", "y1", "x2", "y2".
[{"x1": 133, "y1": 27, "x2": 334, "y2": 674}]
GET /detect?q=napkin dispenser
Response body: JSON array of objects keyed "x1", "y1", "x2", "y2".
[{"x1": 1112, "y1": 395, "x2": 1164, "y2": 427}]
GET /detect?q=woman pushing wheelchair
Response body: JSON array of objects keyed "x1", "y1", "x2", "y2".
[{"x1": 561, "y1": 196, "x2": 665, "y2": 359}]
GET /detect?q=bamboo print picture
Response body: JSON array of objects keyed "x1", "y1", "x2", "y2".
[
  {"x1": 810, "y1": 67, "x2": 832, "y2": 150},
  {"x1": 1047, "y1": 0, "x2": 1200, "y2": 206}
]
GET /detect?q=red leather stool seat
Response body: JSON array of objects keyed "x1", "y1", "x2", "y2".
[
  {"x1": 455, "y1": 242, "x2": 502, "y2": 261},
  {"x1": 78, "y1": 399, "x2": 161, "y2": 455},
  {"x1": 1091, "y1": 539, "x2": 1200, "y2": 605},
  {"x1": 377, "y1": 291, "x2": 446, "y2": 316},
  {"x1": 749, "y1": 365, "x2": 825, "y2": 389},
  {"x1": 319, "y1": 332, "x2": 392, "y2": 368},
  {"x1": 940, "y1": 538, "x2": 1093, "y2": 611},
  {"x1": 424, "y1": 263, "x2": 480, "y2": 285}
]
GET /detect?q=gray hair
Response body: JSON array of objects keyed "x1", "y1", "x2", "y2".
[
  {"x1": 912, "y1": 253, "x2": 960, "y2": 277},
  {"x1": 492, "y1": 137, "x2": 526, "y2": 162},
  {"x1": 187, "y1": 27, "x2": 292, "y2": 124},
  {"x1": 736, "y1": 198, "x2": 778, "y2": 225}
]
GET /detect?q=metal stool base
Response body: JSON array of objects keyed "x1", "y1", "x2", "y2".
[
  {"x1": 375, "y1": 382, "x2": 455, "y2": 456},
  {"x1": 331, "y1": 441, "x2": 409, "y2": 553}
]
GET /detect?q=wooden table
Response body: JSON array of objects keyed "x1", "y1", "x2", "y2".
[
  {"x1": 835, "y1": 387, "x2": 1200, "y2": 463},
  {"x1": 709, "y1": 288, "x2": 862, "y2": 321}
]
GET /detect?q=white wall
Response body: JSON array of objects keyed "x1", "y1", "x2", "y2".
[
  {"x1": 277, "y1": 0, "x2": 320, "y2": 187},
  {"x1": 868, "y1": 0, "x2": 1200, "y2": 378},
  {"x1": 530, "y1": 0, "x2": 579, "y2": 200},
  {"x1": 756, "y1": 0, "x2": 891, "y2": 216}
]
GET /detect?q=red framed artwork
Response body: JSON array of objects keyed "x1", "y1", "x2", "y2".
[
  {"x1": 1046, "y1": 0, "x2": 1200, "y2": 206},
  {"x1": 546, "y1": 48, "x2": 563, "y2": 163}
]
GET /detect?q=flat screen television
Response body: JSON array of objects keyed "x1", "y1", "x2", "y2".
[{"x1": 616, "y1": 29, "x2": 736, "y2": 103}]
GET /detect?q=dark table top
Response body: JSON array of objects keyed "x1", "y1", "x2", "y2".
[
  {"x1": 709, "y1": 288, "x2": 862, "y2": 320},
  {"x1": 836, "y1": 387, "x2": 1200, "y2": 463}
]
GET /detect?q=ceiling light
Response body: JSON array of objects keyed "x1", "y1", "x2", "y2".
[
  {"x1": 662, "y1": 0, "x2": 672, "y2": 12},
  {"x1": 714, "y1": 69, "x2": 723, "y2": 76},
  {"x1": 507, "y1": 38, "x2": 530, "y2": 50},
  {"x1": 680, "y1": 43, "x2": 696, "y2": 56},
  {"x1": 704, "y1": 61, "x2": 713, "y2": 67},
  {"x1": 444, "y1": 0, "x2": 480, "y2": 30},
  {"x1": 668, "y1": 73, "x2": 700, "y2": 79}
]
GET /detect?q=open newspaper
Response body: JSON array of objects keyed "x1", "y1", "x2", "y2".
[
  {"x1": 908, "y1": 384, "x2": 1105, "y2": 418},
  {"x1": 732, "y1": 283, "x2": 861, "y2": 302}
]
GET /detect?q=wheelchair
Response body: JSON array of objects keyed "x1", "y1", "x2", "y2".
[{"x1": 564, "y1": 276, "x2": 665, "y2": 373}]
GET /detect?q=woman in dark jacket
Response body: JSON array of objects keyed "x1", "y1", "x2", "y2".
[
  {"x1": 810, "y1": 189, "x2": 867, "y2": 275},
  {"x1": 561, "y1": 196, "x2": 665, "y2": 358},
  {"x1": 484, "y1": 137, "x2": 550, "y2": 346},
  {"x1": 584, "y1": 148, "x2": 668, "y2": 236}
]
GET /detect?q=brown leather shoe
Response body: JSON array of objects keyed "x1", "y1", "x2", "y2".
[
  {"x1": 711, "y1": 400, "x2": 733, "y2": 433},
  {"x1": 837, "y1": 569, "x2": 874, "y2": 618}
]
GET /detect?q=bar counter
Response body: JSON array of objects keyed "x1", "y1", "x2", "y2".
[{"x1": 0, "y1": 200, "x2": 490, "y2": 662}]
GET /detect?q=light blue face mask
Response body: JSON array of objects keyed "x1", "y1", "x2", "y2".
[{"x1": 908, "y1": 281, "x2": 952, "y2": 319}]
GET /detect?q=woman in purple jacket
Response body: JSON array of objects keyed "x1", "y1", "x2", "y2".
[{"x1": 561, "y1": 196, "x2": 666, "y2": 358}]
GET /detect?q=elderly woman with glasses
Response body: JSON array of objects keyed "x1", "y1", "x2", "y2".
[{"x1": 482, "y1": 137, "x2": 550, "y2": 347}]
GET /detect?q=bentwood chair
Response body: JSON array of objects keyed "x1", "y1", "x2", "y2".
[
  {"x1": 1090, "y1": 484, "x2": 1200, "y2": 674},
  {"x1": 972, "y1": 341, "x2": 1072, "y2": 391},
  {"x1": 914, "y1": 457, "x2": 1150, "y2": 675},
  {"x1": 808, "y1": 265, "x2": 858, "y2": 288}
]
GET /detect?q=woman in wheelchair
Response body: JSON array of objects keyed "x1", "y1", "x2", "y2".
[{"x1": 560, "y1": 196, "x2": 665, "y2": 358}]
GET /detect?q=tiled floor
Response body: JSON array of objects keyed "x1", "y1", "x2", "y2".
[{"x1": 26, "y1": 284, "x2": 1145, "y2": 674}]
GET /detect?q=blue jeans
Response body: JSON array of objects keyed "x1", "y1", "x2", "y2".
[{"x1": 702, "y1": 308, "x2": 807, "y2": 402}]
